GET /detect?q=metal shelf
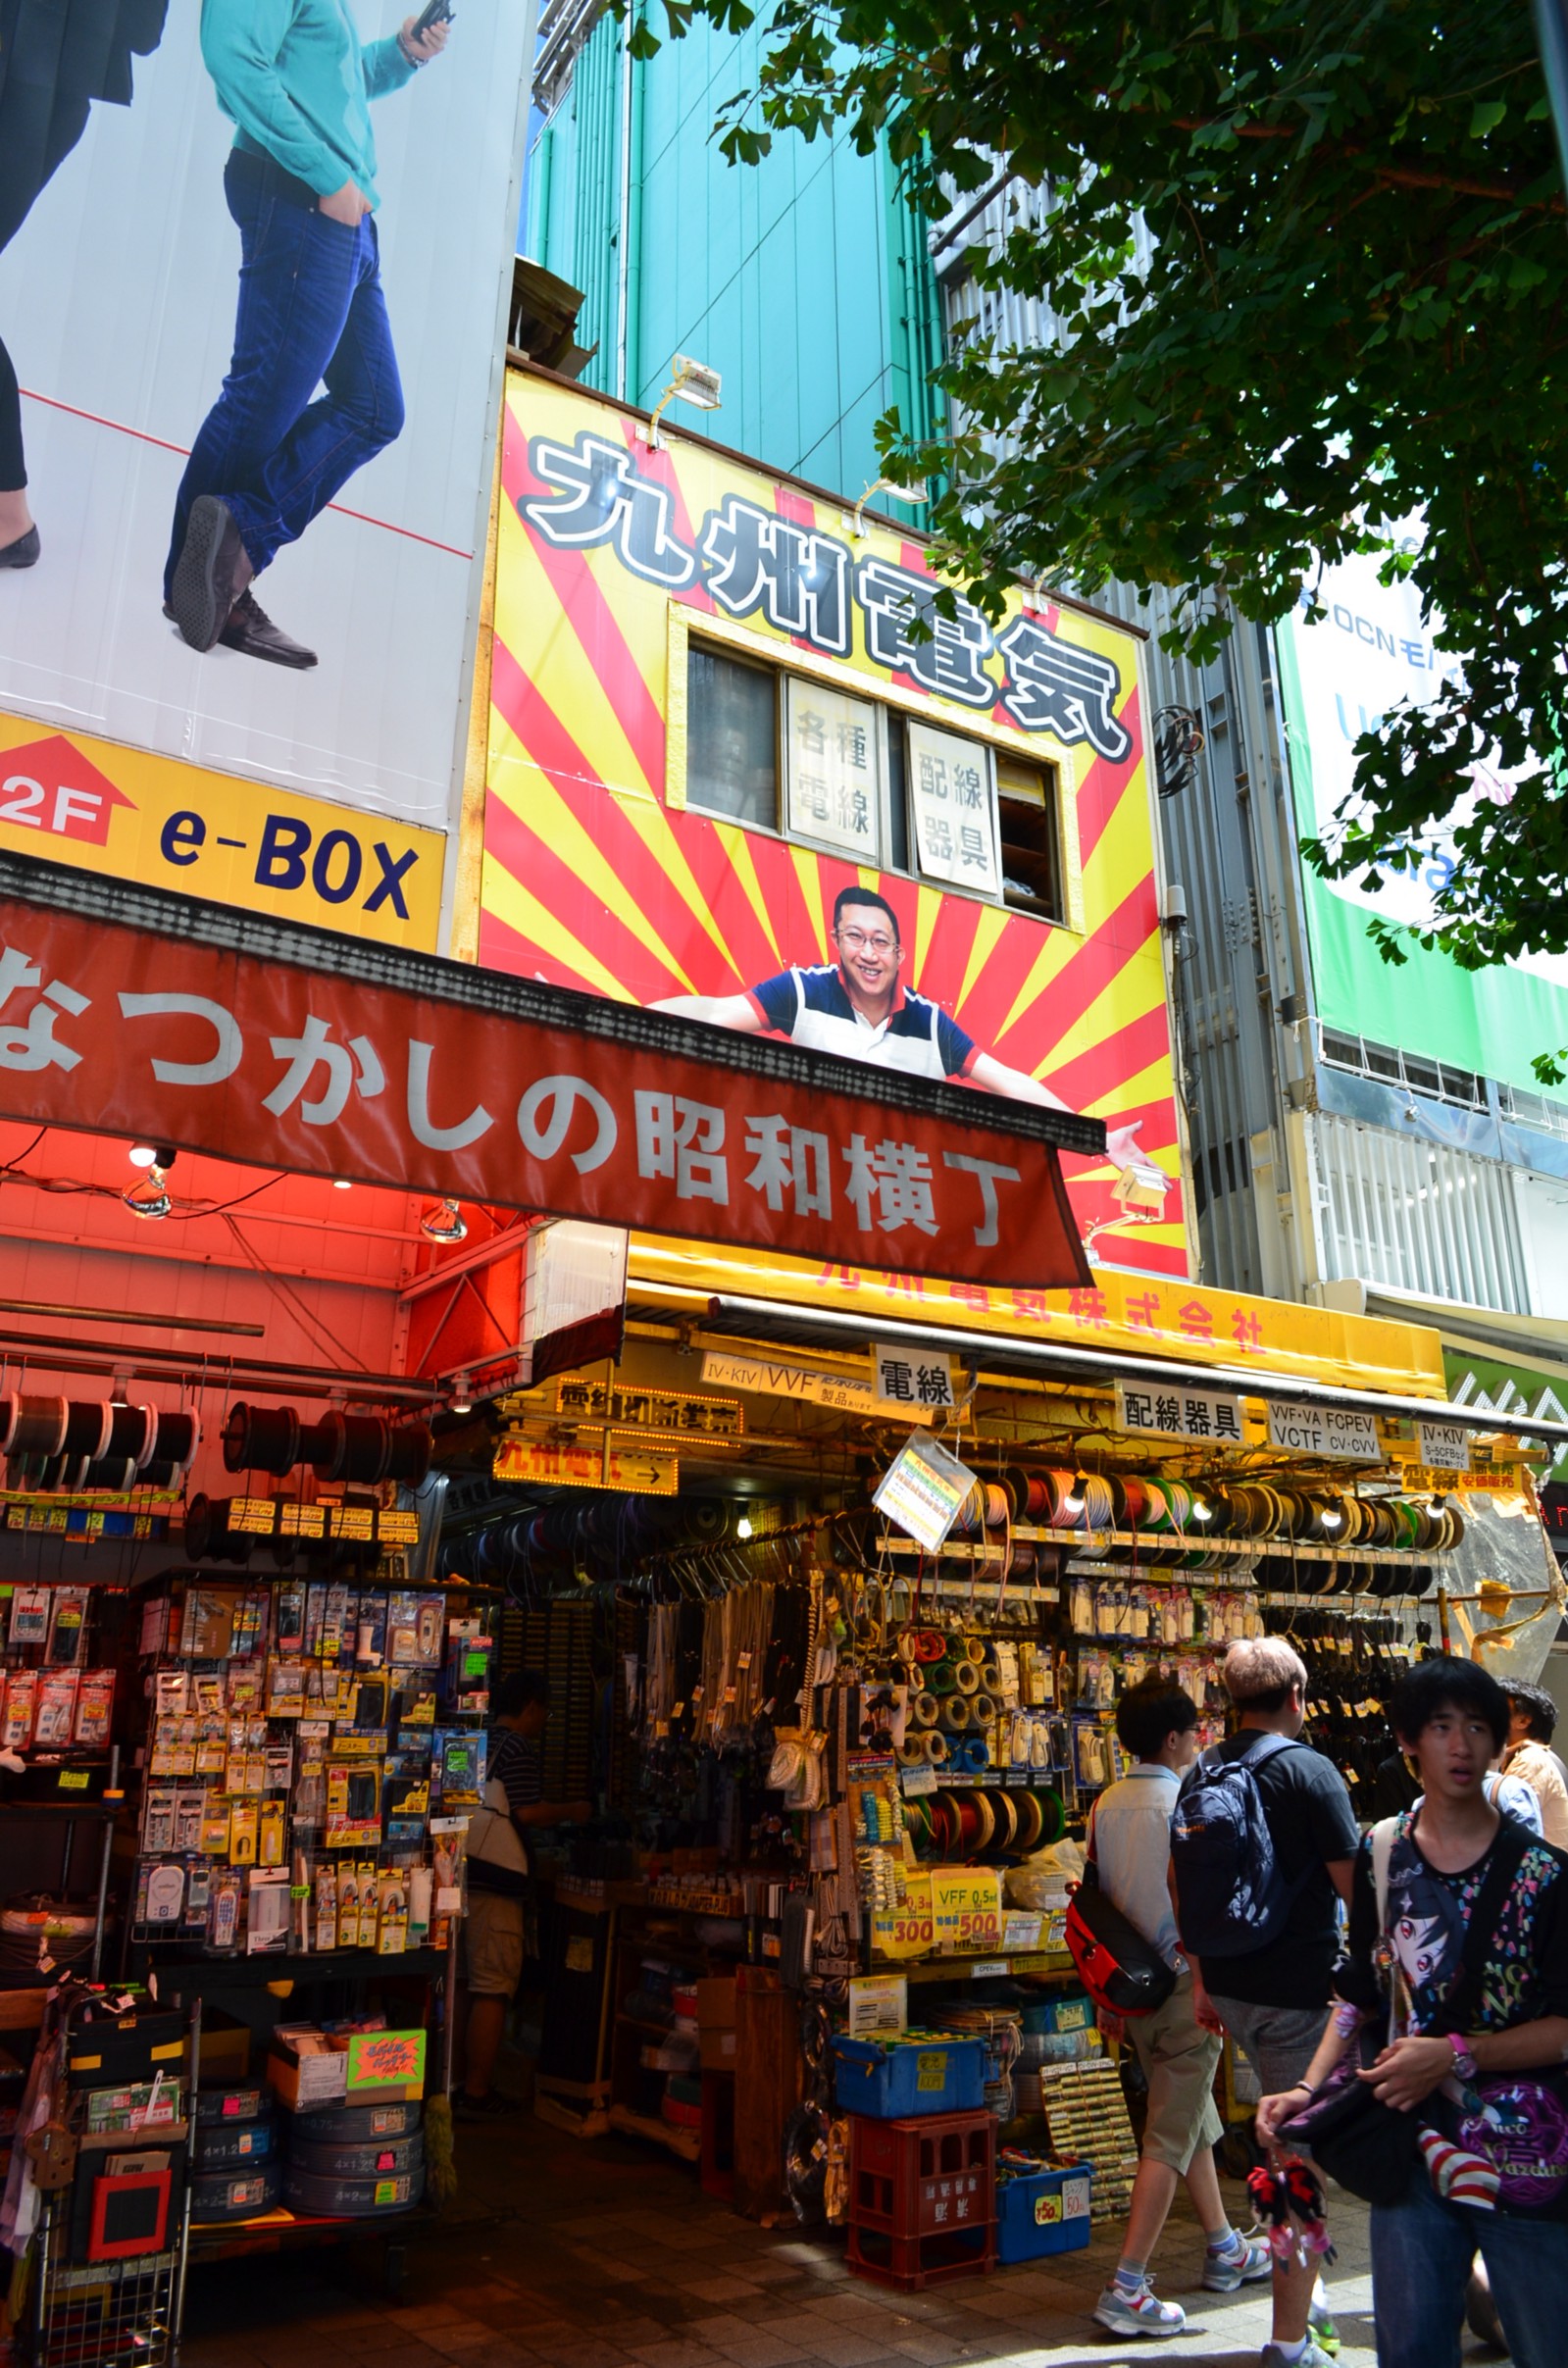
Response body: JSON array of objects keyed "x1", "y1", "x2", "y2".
[{"x1": 136, "y1": 1945, "x2": 448, "y2": 1993}]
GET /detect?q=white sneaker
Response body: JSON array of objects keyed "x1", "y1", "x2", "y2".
[
  {"x1": 1260, "y1": 2344, "x2": 1337, "y2": 2368},
  {"x1": 1093, "y1": 2279, "x2": 1188, "y2": 2338},
  {"x1": 1203, "y1": 2232, "x2": 1273, "y2": 2291}
]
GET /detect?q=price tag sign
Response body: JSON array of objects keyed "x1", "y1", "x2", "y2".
[
  {"x1": 1417, "y1": 1421, "x2": 1472, "y2": 1473},
  {"x1": 900, "y1": 1763, "x2": 938, "y2": 1797},
  {"x1": 874, "y1": 1432, "x2": 977, "y2": 1552}
]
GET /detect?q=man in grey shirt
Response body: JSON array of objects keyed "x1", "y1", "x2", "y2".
[{"x1": 1088, "y1": 1675, "x2": 1269, "y2": 2339}]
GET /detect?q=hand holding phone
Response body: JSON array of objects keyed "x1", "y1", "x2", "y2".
[{"x1": 400, "y1": 3, "x2": 452, "y2": 65}]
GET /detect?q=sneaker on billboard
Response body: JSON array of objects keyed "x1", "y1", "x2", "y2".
[{"x1": 1092, "y1": 2280, "x2": 1187, "y2": 2338}]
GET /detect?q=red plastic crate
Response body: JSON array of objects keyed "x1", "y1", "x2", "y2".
[{"x1": 846, "y1": 2110, "x2": 995, "y2": 2289}]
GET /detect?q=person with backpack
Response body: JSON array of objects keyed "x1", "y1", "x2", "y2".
[
  {"x1": 1172, "y1": 1638, "x2": 1359, "y2": 2368},
  {"x1": 1255, "y1": 1656, "x2": 1568, "y2": 2368},
  {"x1": 1088, "y1": 1676, "x2": 1273, "y2": 2338}
]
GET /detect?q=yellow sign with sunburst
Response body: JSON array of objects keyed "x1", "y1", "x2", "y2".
[{"x1": 479, "y1": 367, "x2": 1189, "y2": 1279}]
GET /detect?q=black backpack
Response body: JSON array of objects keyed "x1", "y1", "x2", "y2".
[{"x1": 1171, "y1": 1735, "x2": 1309, "y2": 1958}]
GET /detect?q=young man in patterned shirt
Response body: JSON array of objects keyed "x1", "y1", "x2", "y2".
[{"x1": 1258, "y1": 1657, "x2": 1568, "y2": 2368}]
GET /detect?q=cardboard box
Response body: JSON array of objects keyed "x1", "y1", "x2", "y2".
[{"x1": 267, "y1": 2030, "x2": 347, "y2": 2112}]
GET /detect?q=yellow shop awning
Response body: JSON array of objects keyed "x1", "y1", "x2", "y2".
[{"x1": 625, "y1": 1237, "x2": 1568, "y2": 1445}]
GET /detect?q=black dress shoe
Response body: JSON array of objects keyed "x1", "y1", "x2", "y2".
[
  {"x1": 0, "y1": 526, "x2": 39, "y2": 569},
  {"x1": 171, "y1": 495, "x2": 250, "y2": 652},
  {"x1": 218, "y1": 588, "x2": 318, "y2": 670}
]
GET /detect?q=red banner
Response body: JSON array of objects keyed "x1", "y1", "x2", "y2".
[{"x1": 0, "y1": 897, "x2": 1089, "y2": 1289}]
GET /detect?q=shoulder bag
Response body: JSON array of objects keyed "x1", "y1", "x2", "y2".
[
  {"x1": 1277, "y1": 1817, "x2": 1529, "y2": 2207},
  {"x1": 1064, "y1": 1803, "x2": 1178, "y2": 2017}
]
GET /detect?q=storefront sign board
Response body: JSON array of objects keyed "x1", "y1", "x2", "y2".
[
  {"x1": 700, "y1": 1347, "x2": 935, "y2": 1424},
  {"x1": 483, "y1": 370, "x2": 1189, "y2": 1281},
  {"x1": 1114, "y1": 1380, "x2": 1244, "y2": 1444},
  {"x1": 1416, "y1": 1420, "x2": 1472, "y2": 1473},
  {"x1": 0, "y1": 719, "x2": 444, "y2": 949},
  {"x1": 0, "y1": 892, "x2": 1087, "y2": 1287},
  {"x1": 494, "y1": 1439, "x2": 680, "y2": 1494},
  {"x1": 875, "y1": 1344, "x2": 955, "y2": 1412},
  {"x1": 1266, "y1": 1401, "x2": 1383, "y2": 1460}
]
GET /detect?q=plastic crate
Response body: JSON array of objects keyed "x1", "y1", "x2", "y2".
[
  {"x1": 846, "y1": 2109, "x2": 995, "y2": 2287},
  {"x1": 833, "y1": 2034, "x2": 986, "y2": 2119},
  {"x1": 994, "y1": 2162, "x2": 1092, "y2": 2263}
]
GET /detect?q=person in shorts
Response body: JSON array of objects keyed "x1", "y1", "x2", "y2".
[
  {"x1": 1181, "y1": 1638, "x2": 1359, "y2": 2368},
  {"x1": 460, "y1": 1670, "x2": 590, "y2": 2116},
  {"x1": 1089, "y1": 1676, "x2": 1271, "y2": 2339}
]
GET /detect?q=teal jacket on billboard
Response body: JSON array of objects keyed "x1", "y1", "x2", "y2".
[{"x1": 201, "y1": 0, "x2": 413, "y2": 207}]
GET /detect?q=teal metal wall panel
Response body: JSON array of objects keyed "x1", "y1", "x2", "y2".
[{"x1": 523, "y1": 19, "x2": 942, "y2": 500}]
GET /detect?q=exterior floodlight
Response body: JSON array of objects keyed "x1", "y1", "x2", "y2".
[
  {"x1": 420, "y1": 1196, "x2": 468, "y2": 1244},
  {"x1": 642, "y1": 355, "x2": 723, "y2": 447},
  {"x1": 848, "y1": 475, "x2": 931, "y2": 538},
  {"x1": 128, "y1": 1143, "x2": 161, "y2": 1169},
  {"x1": 451, "y1": 1376, "x2": 474, "y2": 1415},
  {"x1": 123, "y1": 1152, "x2": 174, "y2": 1220}
]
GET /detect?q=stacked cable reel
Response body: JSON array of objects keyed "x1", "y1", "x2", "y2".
[{"x1": 947, "y1": 1459, "x2": 1459, "y2": 1591}]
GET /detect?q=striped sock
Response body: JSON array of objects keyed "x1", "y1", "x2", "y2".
[
  {"x1": 1114, "y1": 2261, "x2": 1148, "y2": 2297},
  {"x1": 1418, "y1": 2127, "x2": 1499, "y2": 2210}
]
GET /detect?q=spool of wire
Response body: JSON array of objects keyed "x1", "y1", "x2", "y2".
[
  {"x1": 928, "y1": 1661, "x2": 957, "y2": 1696},
  {"x1": 939, "y1": 1696, "x2": 972, "y2": 1734},
  {"x1": 896, "y1": 1736, "x2": 927, "y2": 1768},
  {"x1": 970, "y1": 1692, "x2": 996, "y2": 1727},
  {"x1": 1079, "y1": 1472, "x2": 1116, "y2": 1530},
  {"x1": 923, "y1": 1731, "x2": 949, "y2": 1766},
  {"x1": 952, "y1": 1659, "x2": 981, "y2": 1695},
  {"x1": 910, "y1": 1691, "x2": 939, "y2": 1729}
]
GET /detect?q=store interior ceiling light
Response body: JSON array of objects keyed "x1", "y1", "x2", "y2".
[
  {"x1": 419, "y1": 1196, "x2": 468, "y2": 1244},
  {"x1": 332, "y1": 1178, "x2": 352, "y2": 1190},
  {"x1": 848, "y1": 474, "x2": 931, "y2": 538},
  {"x1": 450, "y1": 1375, "x2": 474, "y2": 1415},
  {"x1": 643, "y1": 353, "x2": 723, "y2": 446}
]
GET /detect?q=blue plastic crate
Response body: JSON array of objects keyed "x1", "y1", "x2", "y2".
[
  {"x1": 994, "y1": 2162, "x2": 1092, "y2": 2263},
  {"x1": 833, "y1": 2034, "x2": 987, "y2": 2119}
]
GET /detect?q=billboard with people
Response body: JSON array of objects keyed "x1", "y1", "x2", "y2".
[
  {"x1": 0, "y1": 0, "x2": 531, "y2": 942},
  {"x1": 480, "y1": 369, "x2": 1189, "y2": 1278}
]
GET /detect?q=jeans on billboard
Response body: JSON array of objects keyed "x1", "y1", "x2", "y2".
[
  {"x1": 1370, "y1": 2163, "x2": 1568, "y2": 2368},
  {"x1": 0, "y1": 82, "x2": 92, "y2": 490},
  {"x1": 164, "y1": 147, "x2": 404, "y2": 598}
]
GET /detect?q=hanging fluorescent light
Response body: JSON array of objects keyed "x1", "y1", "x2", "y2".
[{"x1": 420, "y1": 1196, "x2": 468, "y2": 1244}]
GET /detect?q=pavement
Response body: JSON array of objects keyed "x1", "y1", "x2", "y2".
[{"x1": 177, "y1": 2111, "x2": 1439, "y2": 2368}]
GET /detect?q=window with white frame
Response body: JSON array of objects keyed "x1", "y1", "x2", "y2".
[{"x1": 684, "y1": 638, "x2": 1064, "y2": 923}]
